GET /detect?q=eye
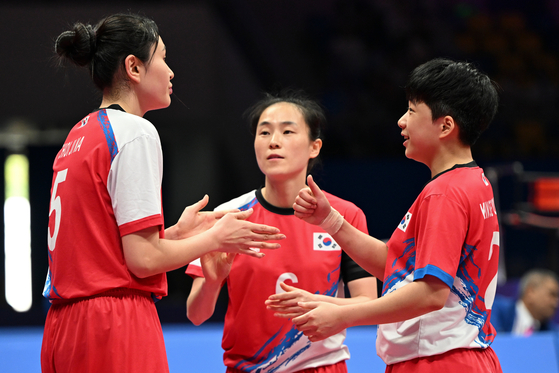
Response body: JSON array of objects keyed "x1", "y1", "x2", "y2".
[{"x1": 283, "y1": 129, "x2": 294, "y2": 135}]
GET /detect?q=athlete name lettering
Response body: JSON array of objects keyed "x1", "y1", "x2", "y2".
[
  {"x1": 480, "y1": 198, "x2": 497, "y2": 219},
  {"x1": 58, "y1": 136, "x2": 85, "y2": 159}
]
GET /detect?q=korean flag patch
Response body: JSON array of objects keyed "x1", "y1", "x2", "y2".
[
  {"x1": 398, "y1": 212, "x2": 412, "y2": 232},
  {"x1": 313, "y1": 233, "x2": 340, "y2": 251}
]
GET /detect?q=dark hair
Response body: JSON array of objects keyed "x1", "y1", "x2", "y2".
[
  {"x1": 519, "y1": 268, "x2": 559, "y2": 298},
  {"x1": 405, "y1": 58, "x2": 499, "y2": 146},
  {"x1": 54, "y1": 13, "x2": 160, "y2": 92},
  {"x1": 245, "y1": 89, "x2": 325, "y2": 172}
]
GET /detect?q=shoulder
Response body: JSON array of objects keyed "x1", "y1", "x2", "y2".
[
  {"x1": 105, "y1": 109, "x2": 159, "y2": 139},
  {"x1": 214, "y1": 190, "x2": 258, "y2": 211},
  {"x1": 424, "y1": 166, "x2": 491, "y2": 200},
  {"x1": 323, "y1": 190, "x2": 364, "y2": 216}
]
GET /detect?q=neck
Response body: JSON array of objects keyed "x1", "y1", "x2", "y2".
[
  {"x1": 100, "y1": 92, "x2": 144, "y2": 117},
  {"x1": 261, "y1": 174, "x2": 308, "y2": 208},
  {"x1": 429, "y1": 143, "x2": 473, "y2": 177}
]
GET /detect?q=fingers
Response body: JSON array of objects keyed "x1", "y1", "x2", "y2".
[
  {"x1": 239, "y1": 248, "x2": 266, "y2": 259},
  {"x1": 232, "y1": 208, "x2": 254, "y2": 221},
  {"x1": 212, "y1": 209, "x2": 239, "y2": 219}
]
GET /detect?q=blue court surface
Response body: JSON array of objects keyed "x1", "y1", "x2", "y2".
[{"x1": 1, "y1": 324, "x2": 558, "y2": 372}]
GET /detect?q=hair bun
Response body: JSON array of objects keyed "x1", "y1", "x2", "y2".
[{"x1": 55, "y1": 22, "x2": 96, "y2": 67}]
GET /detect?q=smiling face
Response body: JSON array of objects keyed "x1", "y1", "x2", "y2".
[
  {"x1": 137, "y1": 37, "x2": 174, "y2": 114},
  {"x1": 254, "y1": 102, "x2": 321, "y2": 183},
  {"x1": 398, "y1": 101, "x2": 442, "y2": 167}
]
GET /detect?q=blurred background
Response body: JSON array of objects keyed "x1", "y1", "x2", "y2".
[{"x1": 0, "y1": 0, "x2": 558, "y2": 328}]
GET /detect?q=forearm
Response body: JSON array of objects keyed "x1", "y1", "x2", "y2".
[
  {"x1": 123, "y1": 228, "x2": 219, "y2": 278},
  {"x1": 339, "y1": 278, "x2": 449, "y2": 328},
  {"x1": 313, "y1": 293, "x2": 372, "y2": 306},
  {"x1": 334, "y1": 221, "x2": 388, "y2": 279},
  {"x1": 187, "y1": 277, "x2": 222, "y2": 325}
]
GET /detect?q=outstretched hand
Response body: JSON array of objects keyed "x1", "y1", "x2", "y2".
[
  {"x1": 293, "y1": 175, "x2": 332, "y2": 226},
  {"x1": 199, "y1": 251, "x2": 236, "y2": 284},
  {"x1": 265, "y1": 282, "x2": 317, "y2": 319},
  {"x1": 167, "y1": 195, "x2": 236, "y2": 240},
  {"x1": 291, "y1": 301, "x2": 347, "y2": 342},
  {"x1": 211, "y1": 208, "x2": 285, "y2": 258}
]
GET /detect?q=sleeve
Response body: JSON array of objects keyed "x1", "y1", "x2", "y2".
[
  {"x1": 413, "y1": 194, "x2": 466, "y2": 287},
  {"x1": 338, "y1": 201, "x2": 373, "y2": 283},
  {"x1": 341, "y1": 251, "x2": 373, "y2": 283},
  {"x1": 108, "y1": 133, "x2": 164, "y2": 237},
  {"x1": 185, "y1": 258, "x2": 203, "y2": 278}
]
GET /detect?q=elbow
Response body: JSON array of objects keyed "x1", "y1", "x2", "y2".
[
  {"x1": 187, "y1": 313, "x2": 206, "y2": 326},
  {"x1": 424, "y1": 291, "x2": 448, "y2": 313},
  {"x1": 126, "y1": 258, "x2": 159, "y2": 279},
  {"x1": 186, "y1": 306, "x2": 210, "y2": 326}
]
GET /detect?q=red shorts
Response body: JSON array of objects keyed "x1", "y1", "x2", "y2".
[
  {"x1": 41, "y1": 289, "x2": 169, "y2": 373},
  {"x1": 226, "y1": 359, "x2": 347, "y2": 373},
  {"x1": 385, "y1": 347, "x2": 502, "y2": 373}
]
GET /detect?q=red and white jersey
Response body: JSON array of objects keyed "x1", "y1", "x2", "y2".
[
  {"x1": 378, "y1": 163, "x2": 500, "y2": 365},
  {"x1": 43, "y1": 106, "x2": 167, "y2": 302},
  {"x1": 186, "y1": 188, "x2": 371, "y2": 372}
]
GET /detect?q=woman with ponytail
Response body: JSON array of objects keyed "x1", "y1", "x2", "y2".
[{"x1": 41, "y1": 13, "x2": 284, "y2": 373}]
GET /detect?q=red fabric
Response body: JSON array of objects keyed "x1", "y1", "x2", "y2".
[
  {"x1": 41, "y1": 289, "x2": 169, "y2": 373},
  {"x1": 385, "y1": 347, "x2": 502, "y2": 373},
  {"x1": 226, "y1": 359, "x2": 347, "y2": 373}
]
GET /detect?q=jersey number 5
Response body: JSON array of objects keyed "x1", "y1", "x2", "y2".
[{"x1": 48, "y1": 169, "x2": 68, "y2": 252}]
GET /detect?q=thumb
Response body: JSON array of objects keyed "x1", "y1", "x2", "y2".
[
  {"x1": 234, "y1": 208, "x2": 254, "y2": 220},
  {"x1": 280, "y1": 282, "x2": 297, "y2": 292},
  {"x1": 192, "y1": 194, "x2": 209, "y2": 211},
  {"x1": 225, "y1": 253, "x2": 237, "y2": 264},
  {"x1": 306, "y1": 175, "x2": 323, "y2": 199}
]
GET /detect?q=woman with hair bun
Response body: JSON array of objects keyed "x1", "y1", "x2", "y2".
[{"x1": 41, "y1": 13, "x2": 284, "y2": 373}]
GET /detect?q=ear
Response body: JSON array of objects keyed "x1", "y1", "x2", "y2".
[
  {"x1": 123, "y1": 54, "x2": 144, "y2": 84},
  {"x1": 309, "y1": 138, "x2": 322, "y2": 159},
  {"x1": 439, "y1": 115, "x2": 458, "y2": 140}
]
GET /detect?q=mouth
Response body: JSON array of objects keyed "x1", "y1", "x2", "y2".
[
  {"x1": 401, "y1": 134, "x2": 409, "y2": 146},
  {"x1": 267, "y1": 154, "x2": 284, "y2": 160}
]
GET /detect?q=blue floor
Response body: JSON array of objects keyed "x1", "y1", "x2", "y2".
[{"x1": 1, "y1": 324, "x2": 558, "y2": 372}]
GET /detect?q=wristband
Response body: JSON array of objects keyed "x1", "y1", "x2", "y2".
[{"x1": 320, "y1": 207, "x2": 344, "y2": 235}]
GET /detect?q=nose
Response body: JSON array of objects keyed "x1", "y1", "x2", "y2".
[
  {"x1": 269, "y1": 132, "x2": 281, "y2": 148},
  {"x1": 397, "y1": 112, "x2": 407, "y2": 129},
  {"x1": 169, "y1": 66, "x2": 174, "y2": 80}
]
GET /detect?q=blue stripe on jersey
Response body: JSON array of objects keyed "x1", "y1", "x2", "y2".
[
  {"x1": 382, "y1": 238, "x2": 415, "y2": 295},
  {"x1": 235, "y1": 257, "x2": 342, "y2": 372},
  {"x1": 239, "y1": 197, "x2": 258, "y2": 211},
  {"x1": 451, "y1": 243, "x2": 493, "y2": 346},
  {"x1": 97, "y1": 109, "x2": 119, "y2": 162},
  {"x1": 415, "y1": 264, "x2": 454, "y2": 287}
]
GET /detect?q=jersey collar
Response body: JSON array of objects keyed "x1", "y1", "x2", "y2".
[{"x1": 256, "y1": 187, "x2": 294, "y2": 216}]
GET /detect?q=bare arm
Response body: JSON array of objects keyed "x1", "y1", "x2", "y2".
[
  {"x1": 122, "y1": 208, "x2": 284, "y2": 278},
  {"x1": 293, "y1": 175, "x2": 388, "y2": 279},
  {"x1": 291, "y1": 275, "x2": 450, "y2": 341},
  {"x1": 186, "y1": 251, "x2": 236, "y2": 325}
]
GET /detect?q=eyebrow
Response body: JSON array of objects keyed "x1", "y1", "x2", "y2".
[{"x1": 258, "y1": 121, "x2": 298, "y2": 126}]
